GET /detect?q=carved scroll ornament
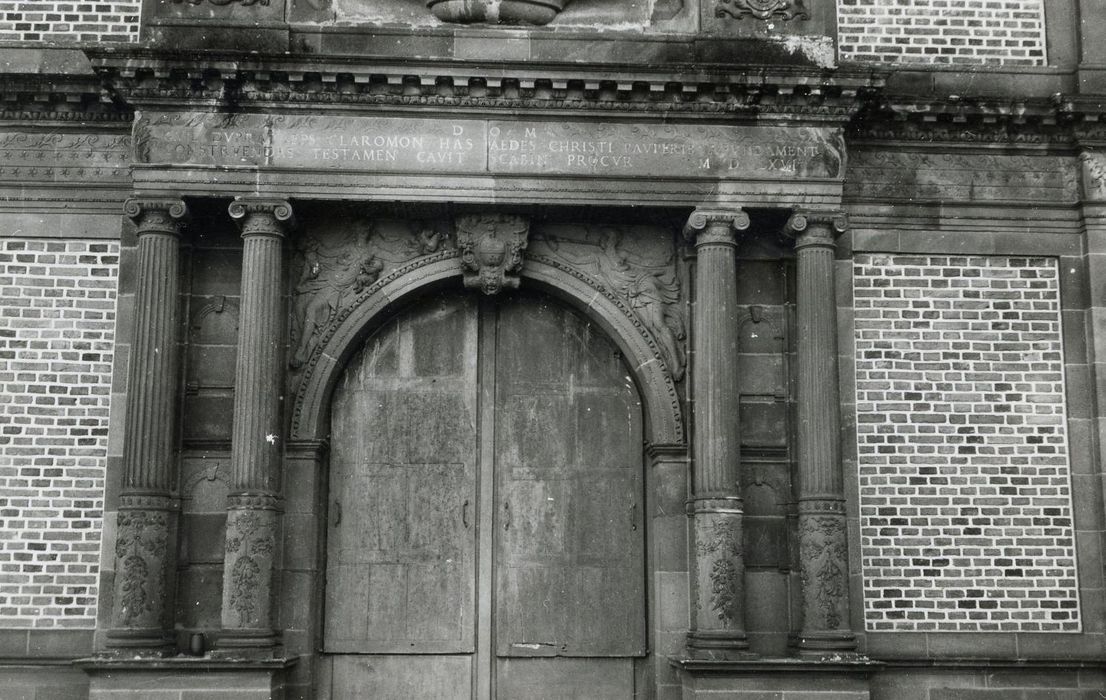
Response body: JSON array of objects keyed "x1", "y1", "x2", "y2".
[
  {"x1": 1081, "y1": 151, "x2": 1106, "y2": 200},
  {"x1": 456, "y1": 214, "x2": 529, "y2": 295},
  {"x1": 696, "y1": 518, "x2": 744, "y2": 625},
  {"x1": 716, "y1": 0, "x2": 808, "y2": 20}
]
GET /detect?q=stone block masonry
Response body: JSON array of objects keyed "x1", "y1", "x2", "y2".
[
  {"x1": 0, "y1": 238, "x2": 118, "y2": 628},
  {"x1": 0, "y1": 1, "x2": 139, "y2": 43},
  {"x1": 837, "y1": 0, "x2": 1046, "y2": 66},
  {"x1": 854, "y1": 255, "x2": 1080, "y2": 632}
]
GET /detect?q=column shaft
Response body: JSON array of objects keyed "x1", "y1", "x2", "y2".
[
  {"x1": 789, "y1": 211, "x2": 856, "y2": 654},
  {"x1": 107, "y1": 198, "x2": 188, "y2": 654},
  {"x1": 217, "y1": 198, "x2": 293, "y2": 653},
  {"x1": 683, "y1": 209, "x2": 750, "y2": 655}
]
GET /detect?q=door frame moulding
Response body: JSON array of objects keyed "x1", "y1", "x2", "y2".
[{"x1": 288, "y1": 253, "x2": 686, "y2": 447}]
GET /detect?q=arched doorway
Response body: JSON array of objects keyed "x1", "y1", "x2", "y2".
[{"x1": 321, "y1": 290, "x2": 647, "y2": 698}]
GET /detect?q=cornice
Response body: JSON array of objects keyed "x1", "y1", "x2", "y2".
[
  {"x1": 83, "y1": 47, "x2": 884, "y2": 122},
  {"x1": 0, "y1": 72, "x2": 131, "y2": 124},
  {"x1": 851, "y1": 94, "x2": 1106, "y2": 148}
]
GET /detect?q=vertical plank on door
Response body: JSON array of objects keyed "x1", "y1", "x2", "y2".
[
  {"x1": 494, "y1": 295, "x2": 646, "y2": 660},
  {"x1": 325, "y1": 296, "x2": 479, "y2": 656}
]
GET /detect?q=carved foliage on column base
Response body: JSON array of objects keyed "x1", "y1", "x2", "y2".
[
  {"x1": 111, "y1": 509, "x2": 173, "y2": 632},
  {"x1": 797, "y1": 501, "x2": 853, "y2": 642},
  {"x1": 222, "y1": 508, "x2": 278, "y2": 633},
  {"x1": 691, "y1": 508, "x2": 747, "y2": 642}
]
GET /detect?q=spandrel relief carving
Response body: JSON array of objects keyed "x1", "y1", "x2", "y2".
[
  {"x1": 530, "y1": 225, "x2": 687, "y2": 381},
  {"x1": 290, "y1": 217, "x2": 451, "y2": 369}
]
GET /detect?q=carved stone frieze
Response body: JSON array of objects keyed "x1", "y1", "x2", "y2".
[
  {"x1": 1080, "y1": 151, "x2": 1106, "y2": 201},
  {"x1": 0, "y1": 132, "x2": 130, "y2": 184},
  {"x1": 715, "y1": 0, "x2": 807, "y2": 20},
  {"x1": 290, "y1": 217, "x2": 450, "y2": 369},
  {"x1": 530, "y1": 225, "x2": 687, "y2": 381},
  {"x1": 456, "y1": 214, "x2": 529, "y2": 295}
]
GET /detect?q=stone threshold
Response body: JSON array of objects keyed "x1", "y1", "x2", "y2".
[{"x1": 670, "y1": 655, "x2": 883, "y2": 674}]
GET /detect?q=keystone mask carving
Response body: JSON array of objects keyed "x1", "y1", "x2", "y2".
[{"x1": 456, "y1": 214, "x2": 529, "y2": 295}]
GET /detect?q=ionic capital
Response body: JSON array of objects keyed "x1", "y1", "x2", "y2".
[
  {"x1": 228, "y1": 197, "x2": 295, "y2": 238},
  {"x1": 786, "y1": 210, "x2": 848, "y2": 250},
  {"x1": 123, "y1": 197, "x2": 189, "y2": 235},
  {"x1": 682, "y1": 208, "x2": 751, "y2": 247}
]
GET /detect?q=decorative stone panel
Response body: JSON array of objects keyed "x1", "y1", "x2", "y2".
[
  {"x1": 0, "y1": 238, "x2": 119, "y2": 628},
  {"x1": 854, "y1": 254, "x2": 1080, "y2": 632},
  {"x1": 838, "y1": 0, "x2": 1046, "y2": 66},
  {"x1": 0, "y1": 1, "x2": 139, "y2": 42}
]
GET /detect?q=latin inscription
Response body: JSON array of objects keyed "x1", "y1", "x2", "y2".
[{"x1": 136, "y1": 113, "x2": 843, "y2": 180}]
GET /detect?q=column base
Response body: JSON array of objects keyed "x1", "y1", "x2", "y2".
[
  {"x1": 213, "y1": 628, "x2": 280, "y2": 659},
  {"x1": 103, "y1": 628, "x2": 176, "y2": 657},
  {"x1": 686, "y1": 630, "x2": 754, "y2": 659},
  {"x1": 793, "y1": 629, "x2": 858, "y2": 657}
]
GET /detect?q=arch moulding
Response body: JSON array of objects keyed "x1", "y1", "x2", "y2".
[{"x1": 287, "y1": 253, "x2": 685, "y2": 447}]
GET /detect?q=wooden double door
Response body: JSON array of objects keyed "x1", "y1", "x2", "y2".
[{"x1": 323, "y1": 292, "x2": 646, "y2": 698}]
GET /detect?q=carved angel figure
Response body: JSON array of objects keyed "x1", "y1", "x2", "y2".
[
  {"x1": 290, "y1": 235, "x2": 380, "y2": 369},
  {"x1": 538, "y1": 226, "x2": 686, "y2": 381}
]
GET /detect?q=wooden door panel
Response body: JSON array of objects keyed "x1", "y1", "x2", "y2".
[
  {"x1": 325, "y1": 297, "x2": 478, "y2": 655},
  {"x1": 329, "y1": 654, "x2": 473, "y2": 700},
  {"x1": 494, "y1": 296, "x2": 646, "y2": 659},
  {"x1": 496, "y1": 658, "x2": 634, "y2": 699}
]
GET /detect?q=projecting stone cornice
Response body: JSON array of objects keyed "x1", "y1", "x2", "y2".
[
  {"x1": 852, "y1": 94, "x2": 1106, "y2": 147},
  {"x1": 81, "y1": 48, "x2": 883, "y2": 122}
]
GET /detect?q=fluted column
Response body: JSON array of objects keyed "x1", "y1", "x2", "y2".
[
  {"x1": 787, "y1": 210, "x2": 856, "y2": 654},
  {"x1": 217, "y1": 197, "x2": 294, "y2": 654},
  {"x1": 106, "y1": 198, "x2": 188, "y2": 654},
  {"x1": 682, "y1": 208, "x2": 750, "y2": 655}
]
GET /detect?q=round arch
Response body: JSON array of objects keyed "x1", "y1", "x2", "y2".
[{"x1": 288, "y1": 254, "x2": 685, "y2": 446}]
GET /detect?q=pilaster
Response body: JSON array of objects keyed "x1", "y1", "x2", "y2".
[
  {"x1": 106, "y1": 197, "x2": 189, "y2": 655},
  {"x1": 217, "y1": 197, "x2": 294, "y2": 654},
  {"x1": 682, "y1": 209, "x2": 751, "y2": 656},
  {"x1": 786, "y1": 210, "x2": 857, "y2": 654}
]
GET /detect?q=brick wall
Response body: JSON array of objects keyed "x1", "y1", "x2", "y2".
[
  {"x1": 0, "y1": 1, "x2": 139, "y2": 43},
  {"x1": 0, "y1": 238, "x2": 118, "y2": 628},
  {"x1": 854, "y1": 254, "x2": 1080, "y2": 632},
  {"x1": 838, "y1": 0, "x2": 1047, "y2": 66}
]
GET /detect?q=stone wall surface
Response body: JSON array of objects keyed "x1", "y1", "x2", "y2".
[
  {"x1": 0, "y1": 237, "x2": 118, "y2": 628},
  {"x1": 837, "y1": 0, "x2": 1047, "y2": 65},
  {"x1": 854, "y1": 254, "x2": 1080, "y2": 632}
]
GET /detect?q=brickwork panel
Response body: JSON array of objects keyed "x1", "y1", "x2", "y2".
[
  {"x1": 838, "y1": 0, "x2": 1047, "y2": 66},
  {"x1": 0, "y1": 238, "x2": 119, "y2": 628},
  {"x1": 0, "y1": 1, "x2": 139, "y2": 43},
  {"x1": 854, "y1": 255, "x2": 1080, "y2": 632}
]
